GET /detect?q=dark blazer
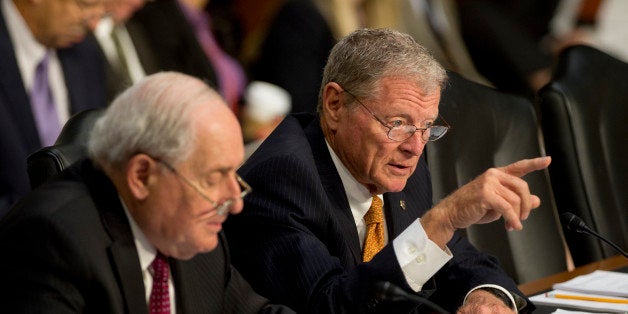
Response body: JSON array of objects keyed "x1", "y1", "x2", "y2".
[
  {"x1": 250, "y1": 0, "x2": 335, "y2": 114},
  {"x1": 93, "y1": 0, "x2": 220, "y2": 103},
  {"x1": 0, "y1": 159, "x2": 292, "y2": 313},
  {"x1": 0, "y1": 9, "x2": 107, "y2": 217},
  {"x1": 225, "y1": 113, "x2": 527, "y2": 313},
  {"x1": 89, "y1": 20, "x2": 161, "y2": 103},
  {"x1": 128, "y1": 0, "x2": 219, "y2": 89}
]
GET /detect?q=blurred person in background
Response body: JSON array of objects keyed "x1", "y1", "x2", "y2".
[
  {"x1": 178, "y1": 0, "x2": 247, "y2": 113},
  {"x1": 456, "y1": 0, "x2": 559, "y2": 97},
  {"x1": 550, "y1": 0, "x2": 628, "y2": 62},
  {"x1": 240, "y1": 81, "x2": 291, "y2": 159},
  {"x1": 92, "y1": 0, "x2": 155, "y2": 102},
  {"x1": 0, "y1": 0, "x2": 108, "y2": 217},
  {"x1": 122, "y1": 0, "x2": 245, "y2": 114}
]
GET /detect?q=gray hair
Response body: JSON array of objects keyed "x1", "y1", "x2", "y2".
[
  {"x1": 88, "y1": 72, "x2": 221, "y2": 171},
  {"x1": 317, "y1": 28, "x2": 447, "y2": 113}
]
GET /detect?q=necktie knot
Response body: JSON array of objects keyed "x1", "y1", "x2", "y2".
[
  {"x1": 362, "y1": 196, "x2": 384, "y2": 262},
  {"x1": 149, "y1": 252, "x2": 170, "y2": 314},
  {"x1": 36, "y1": 53, "x2": 50, "y2": 76},
  {"x1": 364, "y1": 196, "x2": 383, "y2": 225},
  {"x1": 150, "y1": 252, "x2": 169, "y2": 282}
]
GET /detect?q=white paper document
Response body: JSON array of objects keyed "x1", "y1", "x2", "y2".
[
  {"x1": 530, "y1": 289, "x2": 628, "y2": 313},
  {"x1": 552, "y1": 270, "x2": 628, "y2": 297}
]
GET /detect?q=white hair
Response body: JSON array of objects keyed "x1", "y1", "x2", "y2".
[{"x1": 88, "y1": 72, "x2": 221, "y2": 171}]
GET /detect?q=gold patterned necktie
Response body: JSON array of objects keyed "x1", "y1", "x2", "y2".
[{"x1": 362, "y1": 196, "x2": 384, "y2": 262}]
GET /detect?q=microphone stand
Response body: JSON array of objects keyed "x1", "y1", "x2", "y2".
[{"x1": 560, "y1": 212, "x2": 628, "y2": 259}]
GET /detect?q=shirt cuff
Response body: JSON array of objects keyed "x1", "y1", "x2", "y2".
[{"x1": 392, "y1": 218, "x2": 452, "y2": 292}]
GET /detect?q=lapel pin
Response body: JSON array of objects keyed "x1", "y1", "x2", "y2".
[{"x1": 400, "y1": 200, "x2": 406, "y2": 210}]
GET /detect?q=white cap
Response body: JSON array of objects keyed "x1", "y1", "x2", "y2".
[{"x1": 243, "y1": 81, "x2": 292, "y2": 123}]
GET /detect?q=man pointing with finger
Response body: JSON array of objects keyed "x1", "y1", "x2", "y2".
[{"x1": 225, "y1": 28, "x2": 548, "y2": 313}]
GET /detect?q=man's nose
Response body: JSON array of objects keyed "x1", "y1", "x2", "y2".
[{"x1": 399, "y1": 131, "x2": 424, "y2": 156}]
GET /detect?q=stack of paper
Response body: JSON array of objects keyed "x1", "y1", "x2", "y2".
[{"x1": 530, "y1": 270, "x2": 628, "y2": 313}]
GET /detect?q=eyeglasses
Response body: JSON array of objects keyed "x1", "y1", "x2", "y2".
[
  {"x1": 341, "y1": 87, "x2": 450, "y2": 142},
  {"x1": 154, "y1": 158, "x2": 252, "y2": 216}
]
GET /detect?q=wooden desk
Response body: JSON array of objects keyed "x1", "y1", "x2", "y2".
[{"x1": 518, "y1": 255, "x2": 628, "y2": 296}]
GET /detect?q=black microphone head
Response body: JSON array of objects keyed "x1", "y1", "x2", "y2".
[
  {"x1": 373, "y1": 281, "x2": 402, "y2": 301},
  {"x1": 560, "y1": 212, "x2": 590, "y2": 233}
]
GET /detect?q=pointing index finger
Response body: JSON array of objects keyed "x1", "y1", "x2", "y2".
[{"x1": 499, "y1": 156, "x2": 551, "y2": 178}]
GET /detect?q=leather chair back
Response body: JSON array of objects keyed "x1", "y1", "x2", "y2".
[
  {"x1": 428, "y1": 72, "x2": 568, "y2": 283},
  {"x1": 539, "y1": 45, "x2": 628, "y2": 265},
  {"x1": 27, "y1": 109, "x2": 104, "y2": 189}
]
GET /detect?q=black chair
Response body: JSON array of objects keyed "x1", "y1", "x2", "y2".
[
  {"x1": 538, "y1": 45, "x2": 628, "y2": 266},
  {"x1": 27, "y1": 109, "x2": 104, "y2": 189},
  {"x1": 428, "y1": 72, "x2": 568, "y2": 284}
]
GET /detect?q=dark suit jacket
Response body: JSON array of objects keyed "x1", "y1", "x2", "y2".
[
  {"x1": 128, "y1": 0, "x2": 219, "y2": 89},
  {"x1": 89, "y1": 20, "x2": 161, "y2": 103},
  {"x1": 0, "y1": 159, "x2": 292, "y2": 313},
  {"x1": 250, "y1": 0, "x2": 335, "y2": 114},
  {"x1": 0, "y1": 9, "x2": 107, "y2": 218},
  {"x1": 93, "y1": 0, "x2": 220, "y2": 103},
  {"x1": 225, "y1": 113, "x2": 527, "y2": 313}
]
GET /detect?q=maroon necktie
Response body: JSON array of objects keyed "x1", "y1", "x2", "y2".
[{"x1": 149, "y1": 252, "x2": 170, "y2": 314}]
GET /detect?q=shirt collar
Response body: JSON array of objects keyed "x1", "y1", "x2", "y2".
[
  {"x1": 119, "y1": 196, "x2": 157, "y2": 272},
  {"x1": 325, "y1": 140, "x2": 382, "y2": 216}
]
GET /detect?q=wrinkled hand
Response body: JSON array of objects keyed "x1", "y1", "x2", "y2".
[
  {"x1": 457, "y1": 290, "x2": 516, "y2": 314},
  {"x1": 440, "y1": 156, "x2": 551, "y2": 231}
]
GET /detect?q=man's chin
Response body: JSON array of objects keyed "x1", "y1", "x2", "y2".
[
  {"x1": 375, "y1": 179, "x2": 408, "y2": 194},
  {"x1": 57, "y1": 34, "x2": 86, "y2": 48}
]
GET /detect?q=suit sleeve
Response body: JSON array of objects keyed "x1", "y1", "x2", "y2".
[
  {"x1": 219, "y1": 232, "x2": 295, "y2": 313},
  {"x1": 0, "y1": 206, "x2": 91, "y2": 313}
]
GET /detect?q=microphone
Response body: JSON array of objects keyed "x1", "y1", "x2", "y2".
[
  {"x1": 560, "y1": 212, "x2": 628, "y2": 259},
  {"x1": 374, "y1": 281, "x2": 449, "y2": 314}
]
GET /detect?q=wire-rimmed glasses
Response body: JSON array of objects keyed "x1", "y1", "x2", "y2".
[
  {"x1": 341, "y1": 87, "x2": 450, "y2": 142},
  {"x1": 154, "y1": 158, "x2": 252, "y2": 216}
]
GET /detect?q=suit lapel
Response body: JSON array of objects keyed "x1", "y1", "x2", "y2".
[
  {"x1": 82, "y1": 161, "x2": 148, "y2": 314},
  {"x1": 304, "y1": 117, "x2": 362, "y2": 264},
  {"x1": 58, "y1": 39, "x2": 107, "y2": 114},
  {"x1": 125, "y1": 19, "x2": 160, "y2": 75},
  {"x1": 0, "y1": 10, "x2": 41, "y2": 150},
  {"x1": 386, "y1": 154, "x2": 434, "y2": 238},
  {"x1": 108, "y1": 243, "x2": 149, "y2": 314}
]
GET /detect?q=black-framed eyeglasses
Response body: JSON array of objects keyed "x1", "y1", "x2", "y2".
[
  {"x1": 153, "y1": 158, "x2": 252, "y2": 216},
  {"x1": 341, "y1": 87, "x2": 450, "y2": 142}
]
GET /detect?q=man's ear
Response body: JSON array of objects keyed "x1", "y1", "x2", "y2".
[
  {"x1": 126, "y1": 154, "x2": 157, "y2": 200},
  {"x1": 321, "y1": 82, "x2": 345, "y2": 129}
]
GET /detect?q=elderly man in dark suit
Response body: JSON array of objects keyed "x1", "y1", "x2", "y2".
[
  {"x1": 0, "y1": 0, "x2": 108, "y2": 217},
  {"x1": 225, "y1": 28, "x2": 551, "y2": 313},
  {"x1": 0, "y1": 72, "x2": 293, "y2": 313}
]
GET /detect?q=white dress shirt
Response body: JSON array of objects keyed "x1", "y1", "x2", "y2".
[
  {"x1": 326, "y1": 142, "x2": 452, "y2": 292},
  {"x1": 94, "y1": 17, "x2": 146, "y2": 84}
]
